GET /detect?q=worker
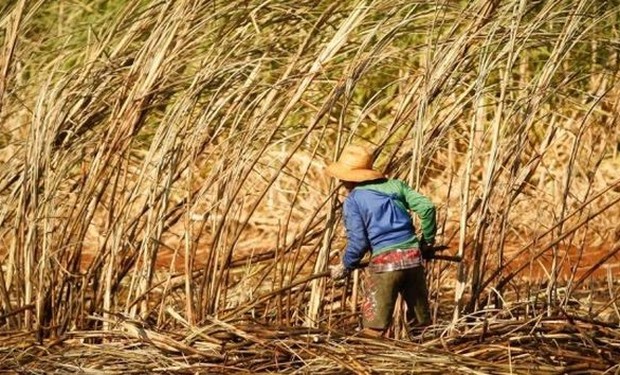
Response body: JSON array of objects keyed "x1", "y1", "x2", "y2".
[{"x1": 325, "y1": 144, "x2": 437, "y2": 338}]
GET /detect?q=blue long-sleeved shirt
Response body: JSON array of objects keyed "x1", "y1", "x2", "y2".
[{"x1": 342, "y1": 179, "x2": 436, "y2": 269}]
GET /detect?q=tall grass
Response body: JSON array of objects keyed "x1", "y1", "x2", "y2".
[{"x1": 0, "y1": 0, "x2": 619, "y2": 370}]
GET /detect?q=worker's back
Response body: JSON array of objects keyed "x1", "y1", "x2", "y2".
[{"x1": 345, "y1": 184, "x2": 416, "y2": 253}]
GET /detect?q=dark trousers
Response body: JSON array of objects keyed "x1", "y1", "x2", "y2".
[{"x1": 361, "y1": 266, "x2": 431, "y2": 330}]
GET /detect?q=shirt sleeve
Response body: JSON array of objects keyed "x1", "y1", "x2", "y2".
[
  {"x1": 342, "y1": 195, "x2": 370, "y2": 269},
  {"x1": 398, "y1": 180, "x2": 437, "y2": 244}
]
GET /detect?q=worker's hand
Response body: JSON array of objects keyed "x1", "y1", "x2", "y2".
[
  {"x1": 329, "y1": 263, "x2": 349, "y2": 280},
  {"x1": 420, "y1": 238, "x2": 435, "y2": 260}
]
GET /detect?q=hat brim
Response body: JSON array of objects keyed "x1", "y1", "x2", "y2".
[{"x1": 325, "y1": 162, "x2": 384, "y2": 182}]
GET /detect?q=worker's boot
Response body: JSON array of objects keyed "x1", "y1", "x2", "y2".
[{"x1": 407, "y1": 321, "x2": 431, "y2": 342}]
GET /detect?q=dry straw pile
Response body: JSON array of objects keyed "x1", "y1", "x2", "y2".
[{"x1": 1, "y1": 0, "x2": 619, "y2": 373}]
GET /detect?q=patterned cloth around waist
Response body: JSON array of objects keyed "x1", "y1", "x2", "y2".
[{"x1": 369, "y1": 247, "x2": 422, "y2": 273}]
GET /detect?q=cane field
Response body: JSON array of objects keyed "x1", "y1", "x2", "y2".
[{"x1": 1, "y1": 0, "x2": 619, "y2": 373}]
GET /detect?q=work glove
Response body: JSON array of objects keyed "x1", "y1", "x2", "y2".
[
  {"x1": 329, "y1": 263, "x2": 350, "y2": 280},
  {"x1": 420, "y1": 238, "x2": 435, "y2": 260}
]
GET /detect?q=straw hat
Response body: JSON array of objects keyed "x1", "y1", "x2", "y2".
[{"x1": 325, "y1": 145, "x2": 384, "y2": 182}]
